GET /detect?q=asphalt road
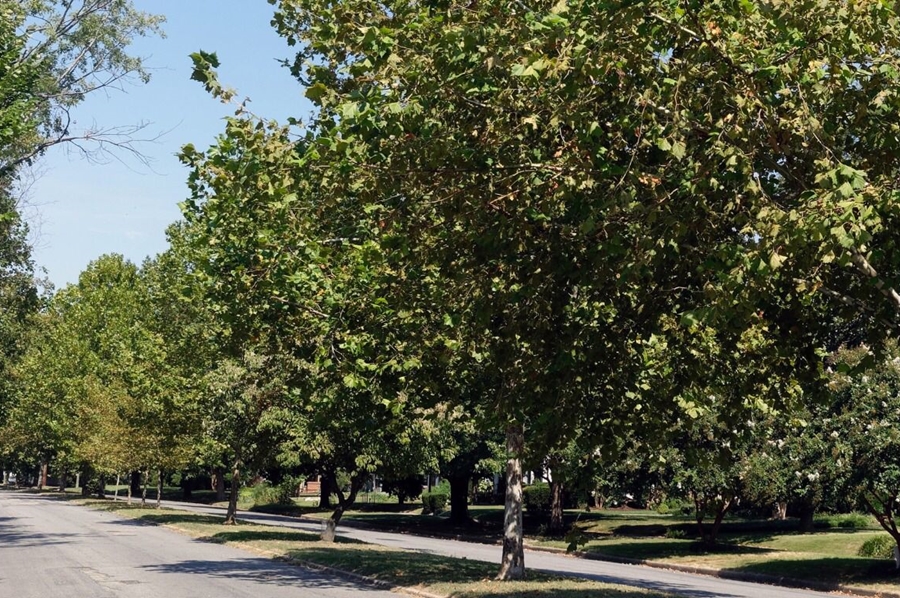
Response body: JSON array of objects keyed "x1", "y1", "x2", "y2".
[
  {"x1": 0, "y1": 491, "x2": 397, "y2": 598},
  {"x1": 146, "y1": 497, "x2": 850, "y2": 598}
]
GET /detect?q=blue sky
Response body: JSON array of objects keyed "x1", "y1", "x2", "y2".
[{"x1": 28, "y1": 0, "x2": 312, "y2": 289}]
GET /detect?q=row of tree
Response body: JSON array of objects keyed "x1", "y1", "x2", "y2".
[{"x1": 5, "y1": 0, "x2": 900, "y2": 581}]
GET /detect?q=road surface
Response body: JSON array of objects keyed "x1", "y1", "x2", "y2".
[{"x1": 0, "y1": 491, "x2": 397, "y2": 598}]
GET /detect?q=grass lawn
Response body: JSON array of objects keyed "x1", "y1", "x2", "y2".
[
  {"x1": 527, "y1": 510, "x2": 900, "y2": 594},
  {"x1": 78, "y1": 500, "x2": 676, "y2": 598}
]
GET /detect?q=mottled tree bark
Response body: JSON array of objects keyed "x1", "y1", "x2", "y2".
[
  {"x1": 497, "y1": 423, "x2": 525, "y2": 580},
  {"x1": 549, "y1": 479, "x2": 565, "y2": 534}
]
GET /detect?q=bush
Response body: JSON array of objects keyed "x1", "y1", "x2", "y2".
[
  {"x1": 422, "y1": 490, "x2": 448, "y2": 514},
  {"x1": 523, "y1": 482, "x2": 551, "y2": 515},
  {"x1": 817, "y1": 512, "x2": 875, "y2": 530},
  {"x1": 656, "y1": 504, "x2": 670, "y2": 515},
  {"x1": 858, "y1": 535, "x2": 896, "y2": 559},
  {"x1": 665, "y1": 528, "x2": 688, "y2": 539},
  {"x1": 239, "y1": 479, "x2": 301, "y2": 509},
  {"x1": 837, "y1": 513, "x2": 872, "y2": 529}
]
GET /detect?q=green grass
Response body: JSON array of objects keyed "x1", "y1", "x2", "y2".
[
  {"x1": 523, "y1": 509, "x2": 900, "y2": 593},
  {"x1": 78, "y1": 500, "x2": 675, "y2": 598}
]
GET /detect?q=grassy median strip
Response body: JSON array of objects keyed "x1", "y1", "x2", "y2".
[{"x1": 79, "y1": 500, "x2": 675, "y2": 598}]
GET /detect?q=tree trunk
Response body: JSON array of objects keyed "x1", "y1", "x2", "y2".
[
  {"x1": 58, "y1": 471, "x2": 67, "y2": 493},
  {"x1": 96, "y1": 474, "x2": 106, "y2": 499},
  {"x1": 694, "y1": 497, "x2": 708, "y2": 543},
  {"x1": 181, "y1": 475, "x2": 193, "y2": 500},
  {"x1": 321, "y1": 474, "x2": 362, "y2": 542},
  {"x1": 773, "y1": 501, "x2": 787, "y2": 521},
  {"x1": 319, "y1": 475, "x2": 332, "y2": 509},
  {"x1": 798, "y1": 505, "x2": 815, "y2": 533},
  {"x1": 497, "y1": 422, "x2": 525, "y2": 581},
  {"x1": 141, "y1": 470, "x2": 148, "y2": 506},
  {"x1": 156, "y1": 469, "x2": 163, "y2": 509},
  {"x1": 39, "y1": 462, "x2": 48, "y2": 490},
  {"x1": 225, "y1": 461, "x2": 241, "y2": 525},
  {"x1": 448, "y1": 474, "x2": 470, "y2": 525},
  {"x1": 114, "y1": 473, "x2": 121, "y2": 501},
  {"x1": 130, "y1": 471, "x2": 142, "y2": 496},
  {"x1": 549, "y1": 480, "x2": 565, "y2": 535},
  {"x1": 706, "y1": 497, "x2": 735, "y2": 546},
  {"x1": 214, "y1": 467, "x2": 226, "y2": 502}
]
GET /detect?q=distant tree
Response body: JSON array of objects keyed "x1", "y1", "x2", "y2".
[{"x1": 832, "y1": 342, "x2": 900, "y2": 567}]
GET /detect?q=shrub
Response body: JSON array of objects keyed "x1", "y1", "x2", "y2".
[
  {"x1": 523, "y1": 482, "x2": 551, "y2": 515},
  {"x1": 858, "y1": 535, "x2": 896, "y2": 559},
  {"x1": 656, "y1": 503, "x2": 670, "y2": 515},
  {"x1": 239, "y1": 479, "x2": 301, "y2": 508},
  {"x1": 665, "y1": 528, "x2": 688, "y2": 539},
  {"x1": 422, "y1": 490, "x2": 448, "y2": 514},
  {"x1": 837, "y1": 513, "x2": 872, "y2": 529}
]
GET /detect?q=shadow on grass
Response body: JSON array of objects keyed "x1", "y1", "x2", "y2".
[
  {"x1": 584, "y1": 539, "x2": 775, "y2": 561},
  {"x1": 288, "y1": 547, "x2": 731, "y2": 598},
  {"x1": 452, "y1": 587, "x2": 696, "y2": 598},
  {"x1": 288, "y1": 545, "x2": 503, "y2": 585},
  {"x1": 205, "y1": 528, "x2": 350, "y2": 545},
  {"x1": 727, "y1": 556, "x2": 897, "y2": 584}
]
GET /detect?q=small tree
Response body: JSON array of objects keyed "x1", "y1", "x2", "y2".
[{"x1": 833, "y1": 343, "x2": 900, "y2": 568}]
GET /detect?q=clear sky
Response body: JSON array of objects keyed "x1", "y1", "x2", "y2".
[{"x1": 27, "y1": 0, "x2": 312, "y2": 289}]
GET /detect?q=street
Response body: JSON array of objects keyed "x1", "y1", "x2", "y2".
[{"x1": 0, "y1": 492, "x2": 397, "y2": 598}]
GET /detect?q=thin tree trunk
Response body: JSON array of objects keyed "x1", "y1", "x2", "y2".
[
  {"x1": 96, "y1": 474, "x2": 106, "y2": 499},
  {"x1": 225, "y1": 460, "x2": 241, "y2": 525},
  {"x1": 322, "y1": 476, "x2": 362, "y2": 542},
  {"x1": 707, "y1": 497, "x2": 735, "y2": 545},
  {"x1": 549, "y1": 480, "x2": 565, "y2": 534},
  {"x1": 448, "y1": 474, "x2": 470, "y2": 525},
  {"x1": 114, "y1": 473, "x2": 121, "y2": 501},
  {"x1": 156, "y1": 469, "x2": 163, "y2": 509},
  {"x1": 127, "y1": 478, "x2": 133, "y2": 505},
  {"x1": 694, "y1": 497, "x2": 707, "y2": 542},
  {"x1": 130, "y1": 471, "x2": 142, "y2": 496},
  {"x1": 40, "y1": 462, "x2": 48, "y2": 490},
  {"x1": 59, "y1": 471, "x2": 67, "y2": 493},
  {"x1": 141, "y1": 470, "x2": 148, "y2": 507},
  {"x1": 798, "y1": 504, "x2": 815, "y2": 533},
  {"x1": 319, "y1": 475, "x2": 332, "y2": 509},
  {"x1": 497, "y1": 422, "x2": 525, "y2": 581},
  {"x1": 214, "y1": 467, "x2": 226, "y2": 502}
]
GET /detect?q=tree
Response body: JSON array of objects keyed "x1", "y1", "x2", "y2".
[
  {"x1": 0, "y1": 0, "x2": 165, "y2": 178},
  {"x1": 831, "y1": 342, "x2": 900, "y2": 567},
  {"x1": 3, "y1": 254, "x2": 197, "y2": 498},
  {"x1": 272, "y1": 0, "x2": 896, "y2": 577}
]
